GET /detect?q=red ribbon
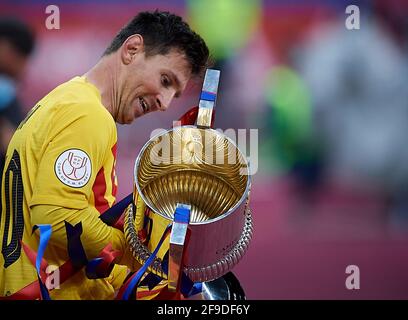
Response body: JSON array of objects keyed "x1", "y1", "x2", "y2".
[{"x1": 177, "y1": 106, "x2": 216, "y2": 127}]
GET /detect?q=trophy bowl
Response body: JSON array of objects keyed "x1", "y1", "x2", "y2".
[{"x1": 124, "y1": 125, "x2": 252, "y2": 283}]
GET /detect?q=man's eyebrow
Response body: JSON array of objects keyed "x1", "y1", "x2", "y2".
[{"x1": 168, "y1": 70, "x2": 182, "y2": 98}]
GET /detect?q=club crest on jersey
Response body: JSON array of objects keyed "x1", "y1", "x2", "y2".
[{"x1": 55, "y1": 149, "x2": 91, "y2": 188}]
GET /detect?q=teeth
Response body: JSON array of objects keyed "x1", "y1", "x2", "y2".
[{"x1": 139, "y1": 97, "x2": 148, "y2": 113}]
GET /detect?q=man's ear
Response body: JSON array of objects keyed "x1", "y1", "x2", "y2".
[{"x1": 120, "y1": 34, "x2": 144, "y2": 65}]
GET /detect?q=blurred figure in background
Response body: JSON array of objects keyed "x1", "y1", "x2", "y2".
[
  {"x1": 0, "y1": 17, "x2": 35, "y2": 188},
  {"x1": 296, "y1": 1, "x2": 408, "y2": 231}
]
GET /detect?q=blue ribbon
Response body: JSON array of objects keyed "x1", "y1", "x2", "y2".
[
  {"x1": 185, "y1": 281, "x2": 203, "y2": 297},
  {"x1": 122, "y1": 224, "x2": 172, "y2": 300},
  {"x1": 65, "y1": 221, "x2": 88, "y2": 268},
  {"x1": 129, "y1": 205, "x2": 202, "y2": 299},
  {"x1": 64, "y1": 221, "x2": 119, "y2": 279},
  {"x1": 99, "y1": 193, "x2": 133, "y2": 226},
  {"x1": 200, "y1": 91, "x2": 217, "y2": 102},
  {"x1": 138, "y1": 251, "x2": 203, "y2": 298},
  {"x1": 32, "y1": 224, "x2": 52, "y2": 300},
  {"x1": 174, "y1": 207, "x2": 191, "y2": 224},
  {"x1": 138, "y1": 250, "x2": 169, "y2": 290},
  {"x1": 85, "y1": 257, "x2": 104, "y2": 279},
  {"x1": 138, "y1": 271, "x2": 163, "y2": 291}
]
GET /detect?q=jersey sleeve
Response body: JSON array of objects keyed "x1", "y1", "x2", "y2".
[
  {"x1": 30, "y1": 204, "x2": 138, "y2": 270},
  {"x1": 30, "y1": 102, "x2": 114, "y2": 209},
  {"x1": 28, "y1": 102, "x2": 137, "y2": 266}
]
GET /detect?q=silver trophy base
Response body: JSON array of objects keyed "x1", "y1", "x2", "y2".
[{"x1": 187, "y1": 272, "x2": 246, "y2": 300}]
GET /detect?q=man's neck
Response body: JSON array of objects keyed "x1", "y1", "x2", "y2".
[{"x1": 84, "y1": 55, "x2": 120, "y2": 120}]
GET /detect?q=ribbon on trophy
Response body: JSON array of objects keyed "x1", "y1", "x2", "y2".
[{"x1": 116, "y1": 204, "x2": 203, "y2": 300}]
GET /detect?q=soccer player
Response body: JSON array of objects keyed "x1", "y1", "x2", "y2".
[{"x1": 0, "y1": 10, "x2": 209, "y2": 299}]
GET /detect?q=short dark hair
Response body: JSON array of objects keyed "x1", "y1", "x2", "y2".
[
  {"x1": 104, "y1": 10, "x2": 209, "y2": 76},
  {"x1": 0, "y1": 17, "x2": 35, "y2": 56}
]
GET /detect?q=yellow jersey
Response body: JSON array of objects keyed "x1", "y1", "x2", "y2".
[{"x1": 0, "y1": 76, "x2": 132, "y2": 299}]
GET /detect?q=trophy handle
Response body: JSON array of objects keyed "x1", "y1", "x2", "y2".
[
  {"x1": 168, "y1": 203, "x2": 191, "y2": 292},
  {"x1": 177, "y1": 68, "x2": 220, "y2": 128},
  {"x1": 196, "y1": 69, "x2": 220, "y2": 128}
]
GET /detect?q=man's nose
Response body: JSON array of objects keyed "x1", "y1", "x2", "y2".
[{"x1": 157, "y1": 90, "x2": 176, "y2": 111}]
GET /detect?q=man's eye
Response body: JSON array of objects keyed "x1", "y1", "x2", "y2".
[{"x1": 161, "y1": 75, "x2": 171, "y2": 87}]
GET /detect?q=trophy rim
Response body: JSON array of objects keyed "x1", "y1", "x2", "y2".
[{"x1": 133, "y1": 125, "x2": 252, "y2": 225}]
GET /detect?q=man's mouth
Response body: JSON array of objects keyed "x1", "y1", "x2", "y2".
[{"x1": 139, "y1": 97, "x2": 149, "y2": 113}]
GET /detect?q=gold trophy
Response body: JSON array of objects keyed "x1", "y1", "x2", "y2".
[{"x1": 124, "y1": 69, "x2": 253, "y2": 299}]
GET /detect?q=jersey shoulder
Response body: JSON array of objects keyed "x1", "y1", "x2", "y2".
[
  {"x1": 49, "y1": 76, "x2": 115, "y2": 127},
  {"x1": 26, "y1": 77, "x2": 117, "y2": 141}
]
